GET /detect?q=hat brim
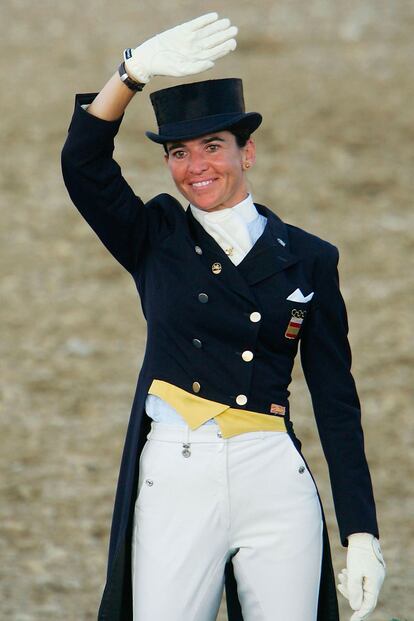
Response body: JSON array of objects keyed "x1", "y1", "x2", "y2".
[{"x1": 145, "y1": 112, "x2": 262, "y2": 144}]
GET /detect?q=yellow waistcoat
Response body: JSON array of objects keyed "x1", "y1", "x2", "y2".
[{"x1": 148, "y1": 379, "x2": 287, "y2": 438}]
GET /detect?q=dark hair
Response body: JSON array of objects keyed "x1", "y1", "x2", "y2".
[
  {"x1": 163, "y1": 127, "x2": 251, "y2": 155},
  {"x1": 229, "y1": 128, "x2": 251, "y2": 148}
]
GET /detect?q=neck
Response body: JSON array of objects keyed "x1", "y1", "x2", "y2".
[{"x1": 191, "y1": 192, "x2": 251, "y2": 213}]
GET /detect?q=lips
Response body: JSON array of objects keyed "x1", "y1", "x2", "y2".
[{"x1": 189, "y1": 178, "x2": 217, "y2": 188}]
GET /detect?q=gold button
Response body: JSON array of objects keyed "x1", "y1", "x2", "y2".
[
  {"x1": 192, "y1": 381, "x2": 201, "y2": 393},
  {"x1": 249, "y1": 312, "x2": 261, "y2": 323},
  {"x1": 211, "y1": 262, "x2": 222, "y2": 274},
  {"x1": 242, "y1": 350, "x2": 254, "y2": 362},
  {"x1": 236, "y1": 394, "x2": 247, "y2": 406}
]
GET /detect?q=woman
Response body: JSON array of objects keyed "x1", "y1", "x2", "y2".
[{"x1": 61, "y1": 12, "x2": 386, "y2": 621}]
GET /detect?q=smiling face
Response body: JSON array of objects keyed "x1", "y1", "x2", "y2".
[{"x1": 164, "y1": 131, "x2": 256, "y2": 212}]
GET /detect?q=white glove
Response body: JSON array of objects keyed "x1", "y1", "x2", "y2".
[
  {"x1": 124, "y1": 12, "x2": 238, "y2": 84},
  {"x1": 337, "y1": 532, "x2": 386, "y2": 621}
]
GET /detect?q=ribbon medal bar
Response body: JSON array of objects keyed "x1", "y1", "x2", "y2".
[{"x1": 285, "y1": 308, "x2": 306, "y2": 340}]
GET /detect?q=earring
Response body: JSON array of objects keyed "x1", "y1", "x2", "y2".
[{"x1": 244, "y1": 162, "x2": 250, "y2": 169}]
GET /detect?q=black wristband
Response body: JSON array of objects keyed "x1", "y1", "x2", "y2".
[{"x1": 118, "y1": 61, "x2": 145, "y2": 92}]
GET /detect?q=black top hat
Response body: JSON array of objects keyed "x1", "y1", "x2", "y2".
[{"x1": 146, "y1": 78, "x2": 262, "y2": 144}]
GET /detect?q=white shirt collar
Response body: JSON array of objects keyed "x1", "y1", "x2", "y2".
[{"x1": 190, "y1": 193, "x2": 258, "y2": 226}]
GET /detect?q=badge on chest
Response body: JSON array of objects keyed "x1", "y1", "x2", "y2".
[{"x1": 285, "y1": 308, "x2": 307, "y2": 340}]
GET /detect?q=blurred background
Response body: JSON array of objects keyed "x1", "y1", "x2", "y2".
[{"x1": 1, "y1": 1, "x2": 413, "y2": 619}]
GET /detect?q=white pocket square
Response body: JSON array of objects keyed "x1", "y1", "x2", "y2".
[{"x1": 286, "y1": 288, "x2": 314, "y2": 303}]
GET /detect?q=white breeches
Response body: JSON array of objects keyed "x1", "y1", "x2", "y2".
[{"x1": 131, "y1": 421, "x2": 323, "y2": 621}]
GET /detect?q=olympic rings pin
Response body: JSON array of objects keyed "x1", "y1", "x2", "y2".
[{"x1": 285, "y1": 308, "x2": 307, "y2": 339}]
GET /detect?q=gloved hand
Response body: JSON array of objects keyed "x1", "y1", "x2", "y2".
[
  {"x1": 337, "y1": 532, "x2": 386, "y2": 621},
  {"x1": 124, "y1": 12, "x2": 238, "y2": 84}
]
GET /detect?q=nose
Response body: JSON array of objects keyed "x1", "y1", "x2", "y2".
[{"x1": 188, "y1": 152, "x2": 209, "y2": 175}]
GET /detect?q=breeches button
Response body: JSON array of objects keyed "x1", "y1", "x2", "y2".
[{"x1": 182, "y1": 444, "x2": 191, "y2": 458}]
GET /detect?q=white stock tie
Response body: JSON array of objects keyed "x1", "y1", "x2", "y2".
[{"x1": 190, "y1": 199, "x2": 254, "y2": 265}]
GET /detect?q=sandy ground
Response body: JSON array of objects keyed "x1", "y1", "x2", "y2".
[{"x1": 1, "y1": 1, "x2": 413, "y2": 619}]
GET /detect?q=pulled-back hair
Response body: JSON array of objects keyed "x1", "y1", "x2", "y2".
[{"x1": 229, "y1": 127, "x2": 251, "y2": 148}]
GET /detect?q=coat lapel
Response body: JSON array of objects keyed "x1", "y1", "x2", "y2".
[
  {"x1": 185, "y1": 202, "x2": 301, "y2": 301},
  {"x1": 237, "y1": 203, "x2": 301, "y2": 285}
]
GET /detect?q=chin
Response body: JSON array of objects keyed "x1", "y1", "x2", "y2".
[
  {"x1": 188, "y1": 195, "x2": 223, "y2": 211},
  {"x1": 194, "y1": 201, "x2": 221, "y2": 211}
]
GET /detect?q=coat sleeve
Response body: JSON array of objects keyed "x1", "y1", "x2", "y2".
[
  {"x1": 61, "y1": 92, "x2": 170, "y2": 274},
  {"x1": 299, "y1": 243, "x2": 379, "y2": 546}
]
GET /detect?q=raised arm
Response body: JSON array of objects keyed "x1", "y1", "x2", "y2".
[
  {"x1": 86, "y1": 70, "x2": 137, "y2": 121},
  {"x1": 61, "y1": 13, "x2": 238, "y2": 274}
]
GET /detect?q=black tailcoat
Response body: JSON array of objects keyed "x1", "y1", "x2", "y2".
[{"x1": 61, "y1": 93, "x2": 379, "y2": 621}]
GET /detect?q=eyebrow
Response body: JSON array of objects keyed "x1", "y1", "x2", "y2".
[{"x1": 166, "y1": 136, "x2": 226, "y2": 153}]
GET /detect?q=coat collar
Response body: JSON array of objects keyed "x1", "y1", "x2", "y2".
[{"x1": 185, "y1": 202, "x2": 301, "y2": 302}]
